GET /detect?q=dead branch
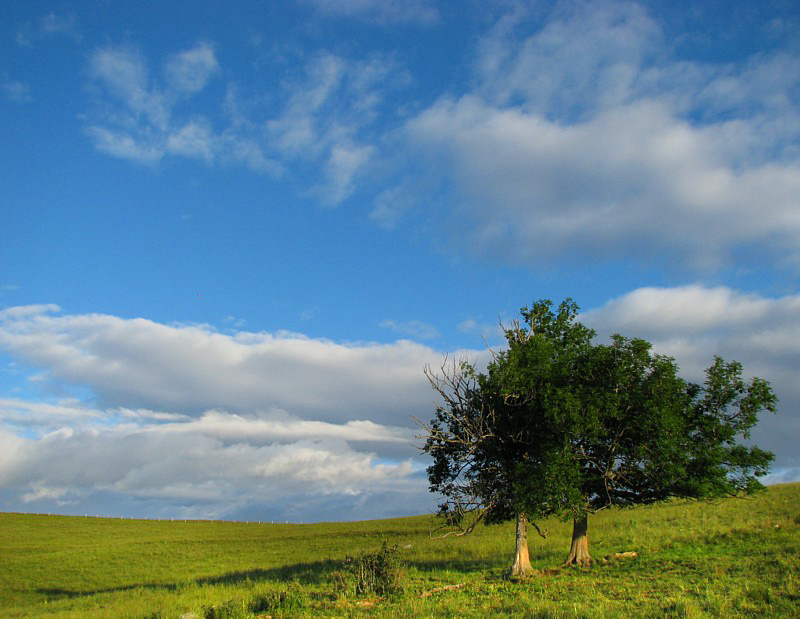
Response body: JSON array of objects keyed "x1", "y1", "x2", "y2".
[
  {"x1": 429, "y1": 504, "x2": 489, "y2": 538},
  {"x1": 530, "y1": 520, "x2": 548, "y2": 539}
]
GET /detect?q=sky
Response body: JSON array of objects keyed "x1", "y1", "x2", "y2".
[{"x1": 1, "y1": 0, "x2": 799, "y2": 523}]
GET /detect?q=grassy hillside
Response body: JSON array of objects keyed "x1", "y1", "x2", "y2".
[{"x1": 1, "y1": 483, "x2": 798, "y2": 618}]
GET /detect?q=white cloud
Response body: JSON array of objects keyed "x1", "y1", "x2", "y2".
[
  {"x1": 84, "y1": 44, "x2": 389, "y2": 198},
  {"x1": 0, "y1": 306, "x2": 453, "y2": 424},
  {"x1": 0, "y1": 398, "x2": 104, "y2": 429},
  {"x1": 0, "y1": 408, "x2": 424, "y2": 520},
  {"x1": 0, "y1": 305, "x2": 485, "y2": 518},
  {"x1": 300, "y1": 0, "x2": 439, "y2": 25},
  {"x1": 380, "y1": 319, "x2": 439, "y2": 341},
  {"x1": 85, "y1": 126, "x2": 164, "y2": 164},
  {"x1": 404, "y1": 93, "x2": 800, "y2": 271},
  {"x1": 319, "y1": 142, "x2": 375, "y2": 205},
  {"x1": 40, "y1": 13, "x2": 80, "y2": 40},
  {"x1": 166, "y1": 120, "x2": 215, "y2": 160},
  {"x1": 476, "y1": 0, "x2": 661, "y2": 118},
  {"x1": 164, "y1": 43, "x2": 219, "y2": 94},
  {"x1": 457, "y1": 318, "x2": 504, "y2": 343},
  {"x1": 158, "y1": 409, "x2": 412, "y2": 445},
  {"x1": 397, "y1": 1, "x2": 800, "y2": 273},
  {"x1": 582, "y1": 285, "x2": 784, "y2": 336},
  {"x1": 266, "y1": 53, "x2": 347, "y2": 157},
  {"x1": 89, "y1": 47, "x2": 169, "y2": 130},
  {"x1": 86, "y1": 44, "x2": 267, "y2": 170},
  {"x1": 369, "y1": 183, "x2": 416, "y2": 229},
  {"x1": 265, "y1": 52, "x2": 398, "y2": 204},
  {"x1": 2, "y1": 81, "x2": 32, "y2": 104},
  {"x1": 0, "y1": 290, "x2": 796, "y2": 519}
]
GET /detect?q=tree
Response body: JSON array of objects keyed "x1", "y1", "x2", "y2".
[{"x1": 419, "y1": 299, "x2": 776, "y2": 576}]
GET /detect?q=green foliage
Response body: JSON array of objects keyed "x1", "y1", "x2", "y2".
[
  {"x1": 344, "y1": 541, "x2": 405, "y2": 596},
  {"x1": 422, "y1": 298, "x2": 777, "y2": 531},
  {"x1": 200, "y1": 586, "x2": 309, "y2": 619},
  {"x1": 247, "y1": 585, "x2": 308, "y2": 614},
  {"x1": 203, "y1": 597, "x2": 249, "y2": 619}
]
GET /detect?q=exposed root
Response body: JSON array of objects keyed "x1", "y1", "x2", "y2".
[
  {"x1": 420, "y1": 583, "x2": 465, "y2": 597},
  {"x1": 600, "y1": 551, "x2": 639, "y2": 564}
]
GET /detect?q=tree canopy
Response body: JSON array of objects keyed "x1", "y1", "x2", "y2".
[{"x1": 419, "y1": 299, "x2": 776, "y2": 575}]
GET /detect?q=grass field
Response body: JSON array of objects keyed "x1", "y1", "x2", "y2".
[{"x1": 1, "y1": 483, "x2": 798, "y2": 618}]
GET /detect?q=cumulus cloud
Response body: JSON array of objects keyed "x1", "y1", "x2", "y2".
[
  {"x1": 0, "y1": 305, "x2": 453, "y2": 424},
  {"x1": 0, "y1": 305, "x2": 486, "y2": 519},
  {"x1": 582, "y1": 285, "x2": 800, "y2": 471},
  {"x1": 0, "y1": 419, "x2": 424, "y2": 519},
  {"x1": 408, "y1": 95, "x2": 800, "y2": 270},
  {"x1": 0, "y1": 291, "x2": 796, "y2": 518},
  {"x1": 399, "y1": 1, "x2": 800, "y2": 273}
]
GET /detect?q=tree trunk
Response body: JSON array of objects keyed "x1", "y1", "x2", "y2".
[
  {"x1": 509, "y1": 511, "x2": 534, "y2": 579},
  {"x1": 563, "y1": 513, "x2": 592, "y2": 566}
]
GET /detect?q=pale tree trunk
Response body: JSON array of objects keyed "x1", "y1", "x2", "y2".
[
  {"x1": 509, "y1": 511, "x2": 534, "y2": 579},
  {"x1": 563, "y1": 513, "x2": 592, "y2": 566}
]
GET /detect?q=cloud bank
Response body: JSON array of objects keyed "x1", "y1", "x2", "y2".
[
  {"x1": 0, "y1": 305, "x2": 476, "y2": 520},
  {"x1": 1, "y1": 288, "x2": 797, "y2": 520}
]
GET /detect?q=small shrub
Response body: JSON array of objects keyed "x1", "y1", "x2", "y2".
[
  {"x1": 330, "y1": 569, "x2": 349, "y2": 599},
  {"x1": 344, "y1": 541, "x2": 404, "y2": 596},
  {"x1": 248, "y1": 586, "x2": 308, "y2": 614},
  {"x1": 203, "y1": 598, "x2": 248, "y2": 619}
]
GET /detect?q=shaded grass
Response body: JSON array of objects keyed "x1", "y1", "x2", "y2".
[{"x1": 1, "y1": 483, "x2": 798, "y2": 617}]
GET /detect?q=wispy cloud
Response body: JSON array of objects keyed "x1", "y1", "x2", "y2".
[
  {"x1": 40, "y1": 13, "x2": 80, "y2": 41},
  {"x1": 299, "y1": 0, "x2": 439, "y2": 25},
  {"x1": 164, "y1": 43, "x2": 219, "y2": 94},
  {"x1": 15, "y1": 12, "x2": 81, "y2": 47},
  {"x1": 85, "y1": 43, "x2": 271, "y2": 171},
  {"x1": 84, "y1": 44, "x2": 396, "y2": 202},
  {"x1": 265, "y1": 51, "x2": 403, "y2": 204},
  {"x1": 2, "y1": 81, "x2": 32, "y2": 104},
  {"x1": 380, "y1": 319, "x2": 440, "y2": 341}
]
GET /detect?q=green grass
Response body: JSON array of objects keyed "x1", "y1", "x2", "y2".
[{"x1": 1, "y1": 483, "x2": 798, "y2": 618}]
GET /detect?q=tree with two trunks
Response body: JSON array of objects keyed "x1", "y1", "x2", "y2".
[{"x1": 418, "y1": 298, "x2": 776, "y2": 578}]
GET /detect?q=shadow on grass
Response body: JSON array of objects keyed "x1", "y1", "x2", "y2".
[
  {"x1": 39, "y1": 553, "x2": 581, "y2": 602},
  {"x1": 38, "y1": 582, "x2": 178, "y2": 599},
  {"x1": 407, "y1": 558, "x2": 501, "y2": 574},
  {"x1": 37, "y1": 559, "x2": 342, "y2": 601},
  {"x1": 198, "y1": 558, "x2": 341, "y2": 586}
]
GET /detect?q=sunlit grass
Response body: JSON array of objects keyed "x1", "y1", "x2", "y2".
[{"x1": 1, "y1": 483, "x2": 798, "y2": 617}]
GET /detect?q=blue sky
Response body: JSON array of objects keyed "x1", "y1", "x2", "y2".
[{"x1": 1, "y1": 0, "x2": 799, "y2": 522}]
